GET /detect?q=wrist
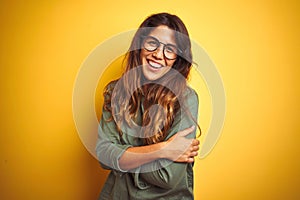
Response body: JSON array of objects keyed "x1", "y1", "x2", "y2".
[{"x1": 156, "y1": 141, "x2": 167, "y2": 159}]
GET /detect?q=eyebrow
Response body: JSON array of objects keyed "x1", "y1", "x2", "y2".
[{"x1": 147, "y1": 35, "x2": 177, "y2": 47}]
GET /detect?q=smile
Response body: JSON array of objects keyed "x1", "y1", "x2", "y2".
[{"x1": 148, "y1": 60, "x2": 163, "y2": 69}]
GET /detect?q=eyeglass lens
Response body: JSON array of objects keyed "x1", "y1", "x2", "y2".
[{"x1": 143, "y1": 36, "x2": 178, "y2": 60}]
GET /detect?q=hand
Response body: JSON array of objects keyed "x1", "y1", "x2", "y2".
[{"x1": 163, "y1": 126, "x2": 200, "y2": 163}]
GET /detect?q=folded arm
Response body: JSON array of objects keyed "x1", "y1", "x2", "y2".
[{"x1": 96, "y1": 85, "x2": 199, "y2": 184}]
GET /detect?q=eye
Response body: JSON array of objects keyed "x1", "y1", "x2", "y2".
[
  {"x1": 146, "y1": 39, "x2": 159, "y2": 47},
  {"x1": 165, "y1": 45, "x2": 177, "y2": 53}
]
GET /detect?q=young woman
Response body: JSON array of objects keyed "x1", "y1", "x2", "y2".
[{"x1": 96, "y1": 13, "x2": 200, "y2": 200}]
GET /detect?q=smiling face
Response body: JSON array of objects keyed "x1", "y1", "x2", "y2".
[{"x1": 140, "y1": 25, "x2": 177, "y2": 81}]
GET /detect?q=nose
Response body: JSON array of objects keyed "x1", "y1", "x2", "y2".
[{"x1": 152, "y1": 44, "x2": 164, "y2": 59}]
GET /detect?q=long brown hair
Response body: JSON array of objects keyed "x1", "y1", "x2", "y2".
[{"x1": 104, "y1": 13, "x2": 199, "y2": 144}]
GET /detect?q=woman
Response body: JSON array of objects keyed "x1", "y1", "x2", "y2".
[{"x1": 96, "y1": 13, "x2": 200, "y2": 200}]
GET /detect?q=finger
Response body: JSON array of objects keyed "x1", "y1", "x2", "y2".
[
  {"x1": 192, "y1": 145, "x2": 199, "y2": 151},
  {"x1": 191, "y1": 151, "x2": 198, "y2": 157},
  {"x1": 192, "y1": 139, "x2": 200, "y2": 145},
  {"x1": 175, "y1": 155, "x2": 189, "y2": 163},
  {"x1": 178, "y1": 125, "x2": 195, "y2": 137}
]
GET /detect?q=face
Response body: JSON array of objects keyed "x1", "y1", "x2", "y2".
[{"x1": 140, "y1": 25, "x2": 177, "y2": 81}]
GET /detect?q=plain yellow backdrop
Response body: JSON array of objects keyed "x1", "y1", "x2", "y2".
[{"x1": 0, "y1": 1, "x2": 299, "y2": 199}]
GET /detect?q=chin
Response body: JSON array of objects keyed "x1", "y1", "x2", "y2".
[{"x1": 142, "y1": 67, "x2": 165, "y2": 81}]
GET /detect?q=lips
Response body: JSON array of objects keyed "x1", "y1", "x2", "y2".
[{"x1": 147, "y1": 59, "x2": 163, "y2": 69}]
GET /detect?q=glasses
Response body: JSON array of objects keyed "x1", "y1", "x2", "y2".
[{"x1": 141, "y1": 36, "x2": 182, "y2": 60}]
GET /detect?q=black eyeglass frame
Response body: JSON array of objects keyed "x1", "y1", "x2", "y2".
[{"x1": 141, "y1": 35, "x2": 183, "y2": 60}]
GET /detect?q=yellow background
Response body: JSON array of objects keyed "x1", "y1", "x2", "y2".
[{"x1": 1, "y1": 0, "x2": 299, "y2": 199}]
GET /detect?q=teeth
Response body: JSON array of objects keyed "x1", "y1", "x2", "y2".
[{"x1": 149, "y1": 60, "x2": 162, "y2": 68}]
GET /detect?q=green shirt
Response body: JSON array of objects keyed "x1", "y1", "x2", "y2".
[{"x1": 96, "y1": 82, "x2": 199, "y2": 200}]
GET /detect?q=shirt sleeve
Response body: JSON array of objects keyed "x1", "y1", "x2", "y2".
[
  {"x1": 95, "y1": 83, "x2": 132, "y2": 172},
  {"x1": 138, "y1": 87, "x2": 199, "y2": 189}
]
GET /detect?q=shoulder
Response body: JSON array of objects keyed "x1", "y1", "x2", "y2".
[
  {"x1": 104, "y1": 80, "x2": 119, "y2": 99},
  {"x1": 184, "y1": 86, "x2": 198, "y2": 97},
  {"x1": 182, "y1": 85, "x2": 199, "y2": 104},
  {"x1": 102, "y1": 80, "x2": 120, "y2": 112},
  {"x1": 104, "y1": 80, "x2": 118, "y2": 93}
]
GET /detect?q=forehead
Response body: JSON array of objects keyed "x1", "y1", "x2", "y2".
[{"x1": 148, "y1": 25, "x2": 176, "y2": 45}]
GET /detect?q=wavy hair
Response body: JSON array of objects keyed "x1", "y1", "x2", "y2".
[{"x1": 104, "y1": 13, "x2": 200, "y2": 144}]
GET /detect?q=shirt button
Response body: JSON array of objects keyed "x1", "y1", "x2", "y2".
[{"x1": 140, "y1": 182, "x2": 146, "y2": 187}]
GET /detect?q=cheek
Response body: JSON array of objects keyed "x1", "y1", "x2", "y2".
[
  {"x1": 140, "y1": 49, "x2": 150, "y2": 60},
  {"x1": 166, "y1": 60, "x2": 176, "y2": 68}
]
